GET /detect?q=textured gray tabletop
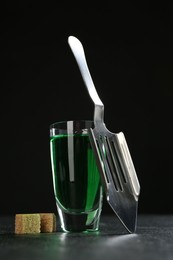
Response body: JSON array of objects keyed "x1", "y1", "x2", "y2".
[{"x1": 0, "y1": 214, "x2": 173, "y2": 260}]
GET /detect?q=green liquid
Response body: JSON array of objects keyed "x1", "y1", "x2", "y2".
[{"x1": 50, "y1": 134, "x2": 102, "y2": 214}]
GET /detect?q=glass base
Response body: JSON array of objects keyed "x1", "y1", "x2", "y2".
[{"x1": 57, "y1": 205, "x2": 102, "y2": 232}]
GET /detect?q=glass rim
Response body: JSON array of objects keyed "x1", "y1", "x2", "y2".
[{"x1": 50, "y1": 120, "x2": 94, "y2": 129}]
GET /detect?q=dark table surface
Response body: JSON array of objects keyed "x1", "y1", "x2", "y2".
[{"x1": 0, "y1": 214, "x2": 173, "y2": 260}]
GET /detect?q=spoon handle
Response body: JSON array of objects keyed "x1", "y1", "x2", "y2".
[{"x1": 68, "y1": 36, "x2": 103, "y2": 108}]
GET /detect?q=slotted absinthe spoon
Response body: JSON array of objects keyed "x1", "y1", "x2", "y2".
[{"x1": 68, "y1": 35, "x2": 140, "y2": 233}]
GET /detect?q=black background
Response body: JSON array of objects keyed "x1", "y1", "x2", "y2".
[{"x1": 1, "y1": 3, "x2": 173, "y2": 215}]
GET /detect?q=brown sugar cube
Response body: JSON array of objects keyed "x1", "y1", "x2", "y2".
[
  {"x1": 15, "y1": 214, "x2": 40, "y2": 234},
  {"x1": 40, "y1": 213, "x2": 56, "y2": 233}
]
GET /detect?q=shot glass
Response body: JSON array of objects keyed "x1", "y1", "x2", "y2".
[{"x1": 50, "y1": 120, "x2": 103, "y2": 232}]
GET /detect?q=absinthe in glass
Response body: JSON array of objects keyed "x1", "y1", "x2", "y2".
[{"x1": 50, "y1": 134, "x2": 102, "y2": 214}]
